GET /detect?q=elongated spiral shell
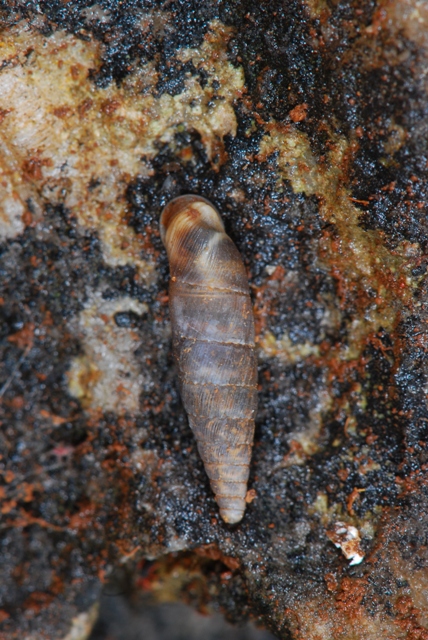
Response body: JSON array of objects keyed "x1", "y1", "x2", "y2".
[{"x1": 160, "y1": 195, "x2": 258, "y2": 524}]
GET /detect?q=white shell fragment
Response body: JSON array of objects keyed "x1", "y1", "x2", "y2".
[{"x1": 326, "y1": 521, "x2": 365, "y2": 566}]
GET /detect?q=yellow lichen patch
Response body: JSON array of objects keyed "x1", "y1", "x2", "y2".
[
  {"x1": 67, "y1": 294, "x2": 148, "y2": 413},
  {"x1": 309, "y1": 490, "x2": 380, "y2": 542},
  {"x1": 311, "y1": 492, "x2": 329, "y2": 517},
  {"x1": 259, "y1": 126, "x2": 322, "y2": 196},
  {"x1": 0, "y1": 19, "x2": 244, "y2": 279},
  {"x1": 259, "y1": 330, "x2": 320, "y2": 363},
  {"x1": 0, "y1": 156, "x2": 26, "y2": 240},
  {"x1": 0, "y1": 134, "x2": 42, "y2": 240},
  {"x1": 303, "y1": 0, "x2": 331, "y2": 20},
  {"x1": 266, "y1": 389, "x2": 332, "y2": 466},
  {"x1": 258, "y1": 127, "x2": 419, "y2": 363},
  {"x1": 381, "y1": 0, "x2": 428, "y2": 53},
  {"x1": 288, "y1": 388, "x2": 333, "y2": 457},
  {"x1": 176, "y1": 21, "x2": 244, "y2": 161}
]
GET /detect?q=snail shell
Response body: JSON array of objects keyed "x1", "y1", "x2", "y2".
[{"x1": 160, "y1": 195, "x2": 257, "y2": 524}]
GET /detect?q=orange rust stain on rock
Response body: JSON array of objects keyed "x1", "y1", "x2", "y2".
[
  {"x1": 289, "y1": 103, "x2": 308, "y2": 122},
  {"x1": 78, "y1": 97, "x2": 94, "y2": 117},
  {"x1": 0, "y1": 108, "x2": 11, "y2": 123},
  {"x1": 395, "y1": 471, "x2": 428, "y2": 494},
  {"x1": 23, "y1": 591, "x2": 54, "y2": 613},
  {"x1": 70, "y1": 63, "x2": 84, "y2": 80},
  {"x1": 194, "y1": 543, "x2": 240, "y2": 571},
  {"x1": 7, "y1": 323, "x2": 34, "y2": 350},
  {"x1": 114, "y1": 541, "x2": 141, "y2": 562},
  {"x1": 5, "y1": 508, "x2": 63, "y2": 532},
  {"x1": 52, "y1": 105, "x2": 72, "y2": 118},
  {"x1": 22, "y1": 209, "x2": 33, "y2": 227},
  {"x1": 335, "y1": 576, "x2": 367, "y2": 617},
  {"x1": 16, "y1": 482, "x2": 40, "y2": 503},
  {"x1": 67, "y1": 500, "x2": 98, "y2": 531},
  {"x1": 101, "y1": 99, "x2": 122, "y2": 115},
  {"x1": 1, "y1": 500, "x2": 17, "y2": 515},
  {"x1": 137, "y1": 562, "x2": 159, "y2": 592},
  {"x1": 394, "y1": 595, "x2": 428, "y2": 639},
  {"x1": 245, "y1": 488, "x2": 257, "y2": 503},
  {"x1": 337, "y1": 467, "x2": 350, "y2": 482},
  {"x1": 10, "y1": 396, "x2": 25, "y2": 410},
  {"x1": 39, "y1": 409, "x2": 68, "y2": 425},
  {"x1": 178, "y1": 146, "x2": 194, "y2": 162},
  {"x1": 0, "y1": 610, "x2": 10, "y2": 623},
  {"x1": 346, "y1": 487, "x2": 365, "y2": 515},
  {"x1": 4, "y1": 469, "x2": 15, "y2": 483},
  {"x1": 50, "y1": 574, "x2": 65, "y2": 596},
  {"x1": 22, "y1": 156, "x2": 53, "y2": 181},
  {"x1": 312, "y1": 352, "x2": 369, "y2": 403},
  {"x1": 324, "y1": 571, "x2": 339, "y2": 592}
]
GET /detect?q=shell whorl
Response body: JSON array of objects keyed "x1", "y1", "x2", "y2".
[
  {"x1": 160, "y1": 195, "x2": 225, "y2": 246},
  {"x1": 161, "y1": 195, "x2": 257, "y2": 524}
]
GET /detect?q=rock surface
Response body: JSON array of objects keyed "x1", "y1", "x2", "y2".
[{"x1": 0, "y1": 2, "x2": 427, "y2": 639}]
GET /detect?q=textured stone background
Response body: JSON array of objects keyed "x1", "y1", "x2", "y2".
[{"x1": 0, "y1": 1, "x2": 427, "y2": 639}]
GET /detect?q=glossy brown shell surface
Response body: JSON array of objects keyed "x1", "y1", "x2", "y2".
[{"x1": 160, "y1": 195, "x2": 258, "y2": 524}]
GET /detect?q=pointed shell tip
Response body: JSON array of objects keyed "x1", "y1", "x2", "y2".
[{"x1": 220, "y1": 509, "x2": 244, "y2": 525}]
